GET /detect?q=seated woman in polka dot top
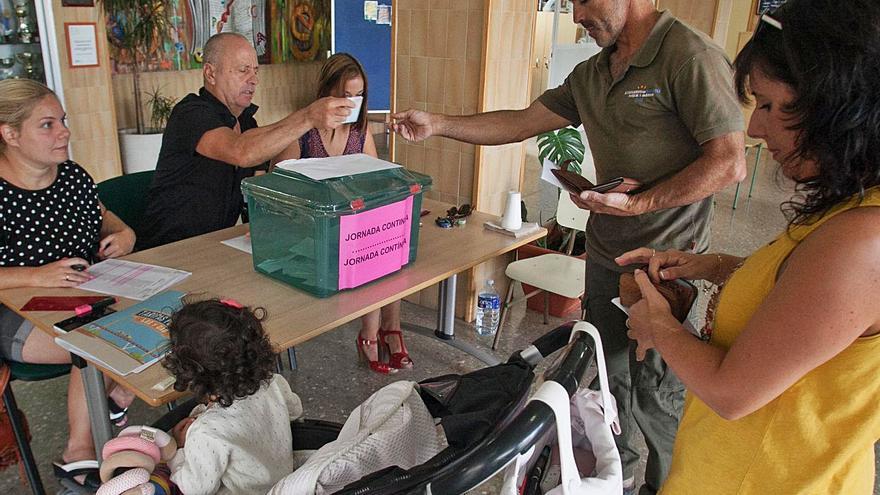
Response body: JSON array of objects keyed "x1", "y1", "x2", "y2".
[{"x1": 0, "y1": 79, "x2": 137, "y2": 484}]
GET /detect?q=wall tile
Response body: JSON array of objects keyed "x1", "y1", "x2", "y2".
[
  {"x1": 426, "y1": 60, "x2": 445, "y2": 104},
  {"x1": 396, "y1": 10, "x2": 411, "y2": 56},
  {"x1": 427, "y1": 10, "x2": 449, "y2": 58},
  {"x1": 410, "y1": 10, "x2": 430, "y2": 57},
  {"x1": 443, "y1": 58, "x2": 465, "y2": 107},
  {"x1": 466, "y1": 10, "x2": 485, "y2": 60},
  {"x1": 446, "y1": 11, "x2": 468, "y2": 59},
  {"x1": 410, "y1": 56, "x2": 429, "y2": 103}
]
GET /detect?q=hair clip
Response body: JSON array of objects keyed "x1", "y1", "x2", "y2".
[{"x1": 219, "y1": 298, "x2": 243, "y2": 309}]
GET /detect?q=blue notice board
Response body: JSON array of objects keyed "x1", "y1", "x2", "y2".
[{"x1": 334, "y1": 0, "x2": 393, "y2": 111}]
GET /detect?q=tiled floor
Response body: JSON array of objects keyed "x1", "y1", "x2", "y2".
[{"x1": 3, "y1": 147, "x2": 878, "y2": 494}]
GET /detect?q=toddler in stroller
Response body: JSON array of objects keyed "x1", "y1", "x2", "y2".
[{"x1": 150, "y1": 321, "x2": 621, "y2": 494}]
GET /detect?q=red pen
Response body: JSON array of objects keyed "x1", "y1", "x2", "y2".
[{"x1": 74, "y1": 297, "x2": 116, "y2": 316}]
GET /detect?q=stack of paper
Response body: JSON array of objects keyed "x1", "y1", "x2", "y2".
[
  {"x1": 483, "y1": 221, "x2": 542, "y2": 238},
  {"x1": 55, "y1": 291, "x2": 184, "y2": 376}
]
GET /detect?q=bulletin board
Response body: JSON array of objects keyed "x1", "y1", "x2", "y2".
[{"x1": 333, "y1": 0, "x2": 392, "y2": 111}]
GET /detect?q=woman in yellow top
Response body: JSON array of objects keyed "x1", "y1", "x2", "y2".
[{"x1": 614, "y1": 0, "x2": 880, "y2": 493}]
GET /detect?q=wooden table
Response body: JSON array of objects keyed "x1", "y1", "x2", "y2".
[{"x1": 0, "y1": 199, "x2": 545, "y2": 458}]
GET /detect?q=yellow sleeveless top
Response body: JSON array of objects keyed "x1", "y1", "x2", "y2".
[{"x1": 661, "y1": 188, "x2": 880, "y2": 495}]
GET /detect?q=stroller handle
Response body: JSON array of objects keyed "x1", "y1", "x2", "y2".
[{"x1": 424, "y1": 327, "x2": 596, "y2": 494}]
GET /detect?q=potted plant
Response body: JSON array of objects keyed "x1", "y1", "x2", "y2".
[
  {"x1": 519, "y1": 127, "x2": 588, "y2": 317},
  {"x1": 99, "y1": 0, "x2": 171, "y2": 173},
  {"x1": 117, "y1": 86, "x2": 176, "y2": 174}
]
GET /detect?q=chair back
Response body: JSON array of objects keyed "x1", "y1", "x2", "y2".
[
  {"x1": 555, "y1": 190, "x2": 590, "y2": 232},
  {"x1": 97, "y1": 171, "x2": 155, "y2": 234}
]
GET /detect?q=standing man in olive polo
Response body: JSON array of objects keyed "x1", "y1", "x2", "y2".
[
  {"x1": 390, "y1": 1, "x2": 745, "y2": 493},
  {"x1": 137, "y1": 33, "x2": 354, "y2": 250}
]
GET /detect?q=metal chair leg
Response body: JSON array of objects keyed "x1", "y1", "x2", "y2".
[
  {"x1": 3, "y1": 386, "x2": 46, "y2": 495},
  {"x1": 492, "y1": 280, "x2": 517, "y2": 350},
  {"x1": 732, "y1": 181, "x2": 742, "y2": 209},
  {"x1": 543, "y1": 292, "x2": 550, "y2": 325},
  {"x1": 747, "y1": 144, "x2": 763, "y2": 198},
  {"x1": 287, "y1": 347, "x2": 298, "y2": 370}
]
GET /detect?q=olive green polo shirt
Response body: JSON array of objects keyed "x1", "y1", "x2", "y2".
[{"x1": 538, "y1": 11, "x2": 743, "y2": 270}]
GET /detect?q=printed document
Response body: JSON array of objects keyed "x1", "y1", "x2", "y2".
[{"x1": 76, "y1": 259, "x2": 190, "y2": 301}]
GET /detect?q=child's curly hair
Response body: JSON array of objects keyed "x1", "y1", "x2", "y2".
[{"x1": 163, "y1": 298, "x2": 276, "y2": 407}]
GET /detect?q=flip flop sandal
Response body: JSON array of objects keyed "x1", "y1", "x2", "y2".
[
  {"x1": 108, "y1": 397, "x2": 129, "y2": 427},
  {"x1": 53, "y1": 459, "x2": 102, "y2": 490}
]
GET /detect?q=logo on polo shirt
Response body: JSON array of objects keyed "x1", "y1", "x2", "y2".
[{"x1": 624, "y1": 84, "x2": 662, "y2": 102}]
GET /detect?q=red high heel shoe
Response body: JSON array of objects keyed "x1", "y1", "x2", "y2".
[
  {"x1": 378, "y1": 328, "x2": 413, "y2": 369},
  {"x1": 356, "y1": 335, "x2": 396, "y2": 374}
]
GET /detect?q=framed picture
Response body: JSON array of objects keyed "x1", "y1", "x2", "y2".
[
  {"x1": 64, "y1": 22, "x2": 100, "y2": 68},
  {"x1": 61, "y1": 0, "x2": 95, "y2": 6}
]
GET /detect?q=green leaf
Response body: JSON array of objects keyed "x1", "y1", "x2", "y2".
[{"x1": 537, "y1": 127, "x2": 585, "y2": 175}]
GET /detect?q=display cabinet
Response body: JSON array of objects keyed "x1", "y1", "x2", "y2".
[{"x1": 0, "y1": 0, "x2": 64, "y2": 98}]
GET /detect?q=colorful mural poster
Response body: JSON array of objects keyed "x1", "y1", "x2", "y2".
[{"x1": 106, "y1": 0, "x2": 329, "y2": 74}]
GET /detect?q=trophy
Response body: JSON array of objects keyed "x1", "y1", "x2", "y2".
[
  {"x1": 15, "y1": 51, "x2": 40, "y2": 80},
  {"x1": 13, "y1": 0, "x2": 36, "y2": 44},
  {"x1": 0, "y1": 0, "x2": 14, "y2": 43},
  {"x1": 0, "y1": 57, "x2": 15, "y2": 80}
]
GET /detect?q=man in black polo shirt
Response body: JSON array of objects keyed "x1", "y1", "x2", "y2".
[{"x1": 137, "y1": 33, "x2": 353, "y2": 250}]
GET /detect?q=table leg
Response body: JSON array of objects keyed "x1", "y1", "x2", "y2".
[
  {"x1": 79, "y1": 362, "x2": 113, "y2": 462},
  {"x1": 436, "y1": 275, "x2": 457, "y2": 340},
  {"x1": 401, "y1": 274, "x2": 501, "y2": 367}
]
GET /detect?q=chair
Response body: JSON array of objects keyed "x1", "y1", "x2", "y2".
[
  {"x1": 96, "y1": 170, "x2": 155, "y2": 233},
  {"x1": 2, "y1": 361, "x2": 72, "y2": 495},
  {"x1": 492, "y1": 191, "x2": 590, "y2": 350},
  {"x1": 732, "y1": 141, "x2": 764, "y2": 209}
]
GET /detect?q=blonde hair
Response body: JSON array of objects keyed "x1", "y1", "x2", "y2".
[
  {"x1": 0, "y1": 79, "x2": 55, "y2": 155},
  {"x1": 317, "y1": 53, "x2": 368, "y2": 132}
]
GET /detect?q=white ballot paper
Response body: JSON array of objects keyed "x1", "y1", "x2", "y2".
[
  {"x1": 221, "y1": 234, "x2": 253, "y2": 254},
  {"x1": 76, "y1": 259, "x2": 191, "y2": 301},
  {"x1": 275, "y1": 153, "x2": 400, "y2": 181}
]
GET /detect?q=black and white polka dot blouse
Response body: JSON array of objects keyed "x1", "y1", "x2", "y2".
[{"x1": 0, "y1": 161, "x2": 102, "y2": 267}]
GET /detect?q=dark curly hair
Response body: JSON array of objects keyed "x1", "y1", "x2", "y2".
[
  {"x1": 163, "y1": 298, "x2": 276, "y2": 407},
  {"x1": 734, "y1": 0, "x2": 880, "y2": 227}
]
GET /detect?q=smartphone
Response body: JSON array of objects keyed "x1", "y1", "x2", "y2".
[{"x1": 53, "y1": 308, "x2": 116, "y2": 333}]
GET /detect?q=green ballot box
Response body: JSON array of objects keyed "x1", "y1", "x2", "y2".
[{"x1": 241, "y1": 156, "x2": 432, "y2": 298}]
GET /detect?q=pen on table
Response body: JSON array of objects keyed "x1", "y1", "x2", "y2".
[{"x1": 75, "y1": 297, "x2": 116, "y2": 316}]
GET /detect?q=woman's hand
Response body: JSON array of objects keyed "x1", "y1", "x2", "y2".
[
  {"x1": 32, "y1": 258, "x2": 93, "y2": 287},
  {"x1": 616, "y1": 247, "x2": 711, "y2": 283},
  {"x1": 627, "y1": 269, "x2": 681, "y2": 361},
  {"x1": 98, "y1": 227, "x2": 135, "y2": 259},
  {"x1": 172, "y1": 417, "x2": 195, "y2": 448}
]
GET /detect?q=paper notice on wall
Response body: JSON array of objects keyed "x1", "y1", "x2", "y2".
[
  {"x1": 338, "y1": 196, "x2": 413, "y2": 289},
  {"x1": 364, "y1": 1, "x2": 378, "y2": 21},
  {"x1": 377, "y1": 4, "x2": 391, "y2": 25}
]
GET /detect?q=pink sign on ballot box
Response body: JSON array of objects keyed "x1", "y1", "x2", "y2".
[{"x1": 338, "y1": 196, "x2": 414, "y2": 289}]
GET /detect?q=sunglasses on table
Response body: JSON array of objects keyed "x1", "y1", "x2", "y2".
[{"x1": 435, "y1": 204, "x2": 472, "y2": 228}]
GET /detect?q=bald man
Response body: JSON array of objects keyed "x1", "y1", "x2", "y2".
[{"x1": 137, "y1": 33, "x2": 353, "y2": 250}]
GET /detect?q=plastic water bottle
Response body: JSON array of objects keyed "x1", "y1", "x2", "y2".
[{"x1": 475, "y1": 279, "x2": 501, "y2": 336}]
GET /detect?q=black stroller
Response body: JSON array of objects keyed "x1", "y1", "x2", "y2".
[{"x1": 149, "y1": 321, "x2": 618, "y2": 494}]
